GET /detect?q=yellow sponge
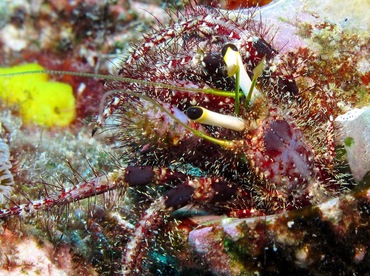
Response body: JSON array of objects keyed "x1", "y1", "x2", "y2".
[{"x1": 0, "y1": 63, "x2": 76, "y2": 127}]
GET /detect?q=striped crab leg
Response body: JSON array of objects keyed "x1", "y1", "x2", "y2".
[
  {"x1": 121, "y1": 166, "x2": 239, "y2": 275},
  {"x1": 0, "y1": 166, "x2": 182, "y2": 219},
  {"x1": 0, "y1": 170, "x2": 126, "y2": 219},
  {"x1": 0, "y1": 163, "x2": 240, "y2": 275}
]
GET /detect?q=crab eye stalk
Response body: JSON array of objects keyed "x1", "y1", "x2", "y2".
[
  {"x1": 222, "y1": 43, "x2": 240, "y2": 77},
  {"x1": 222, "y1": 43, "x2": 263, "y2": 108},
  {"x1": 186, "y1": 106, "x2": 246, "y2": 132}
]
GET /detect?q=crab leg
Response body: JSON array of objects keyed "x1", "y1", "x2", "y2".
[
  {"x1": 0, "y1": 164, "x2": 238, "y2": 274},
  {"x1": 0, "y1": 170, "x2": 127, "y2": 219},
  {"x1": 122, "y1": 166, "x2": 238, "y2": 275},
  {"x1": 0, "y1": 166, "x2": 183, "y2": 219}
]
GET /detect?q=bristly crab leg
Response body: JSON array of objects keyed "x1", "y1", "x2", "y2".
[
  {"x1": 0, "y1": 166, "x2": 186, "y2": 219},
  {"x1": 0, "y1": 164, "x2": 239, "y2": 274},
  {"x1": 122, "y1": 166, "x2": 239, "y2": 275},
  {"x1": 0, "y1": 170, "x2": 126, "y2": 218}
]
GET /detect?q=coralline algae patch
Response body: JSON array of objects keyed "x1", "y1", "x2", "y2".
[{"x1": 0, "y1": 63, "x2": 75, "y2": 127}]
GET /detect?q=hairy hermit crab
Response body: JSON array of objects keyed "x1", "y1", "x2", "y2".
[{"x1": 0, "y1": 3, "x2": 369, "y2": 275}]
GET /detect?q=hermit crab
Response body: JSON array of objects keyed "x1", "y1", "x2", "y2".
[{"x1": 0, "y1": 4, "x2": 369, "y2": 275}]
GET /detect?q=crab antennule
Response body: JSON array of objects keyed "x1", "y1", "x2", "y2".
[
  {"x1": 0, "y1": 70, "x2": 236, "y2": 97},
  {"x1": 186, "y1": 106, "x2": 247, "y2": 131}
]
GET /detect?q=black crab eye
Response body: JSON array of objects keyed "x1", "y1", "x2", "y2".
[
  {"x1": 185, "y1": 106, "x2": 204, "y2": 121},
  {"x1": 221, "y1": 43, "x2": 238, "y2": 58}
]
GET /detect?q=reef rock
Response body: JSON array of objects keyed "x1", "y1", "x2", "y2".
[{"x1": 335, "y1": 107, "x2": 370, "y2": 182}]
